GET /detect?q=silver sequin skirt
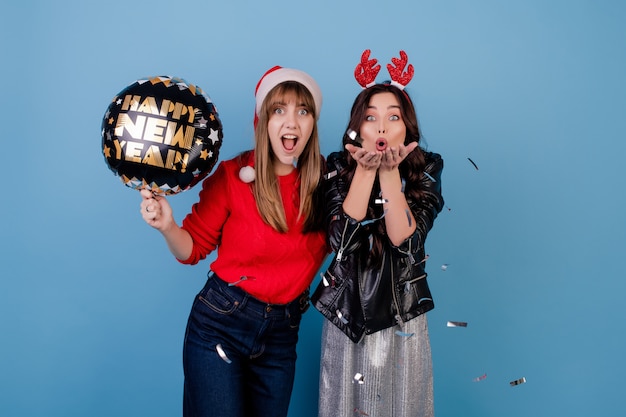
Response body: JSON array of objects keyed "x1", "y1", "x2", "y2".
[{"x1": 318, "y1": 314, "x2": 434, "y2": 417}]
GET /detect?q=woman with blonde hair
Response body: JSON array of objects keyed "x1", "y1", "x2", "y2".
[{"x1": 140, "y1": 66, "x2": 327, "y2": 417}]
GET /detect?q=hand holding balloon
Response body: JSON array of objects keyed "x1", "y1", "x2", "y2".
[
  {"x1": 139, "y1": 188, "x2": 194, "y2": 260},
  {"x1": 140, "y1": 189, "x2": 175, "y2": 232}
]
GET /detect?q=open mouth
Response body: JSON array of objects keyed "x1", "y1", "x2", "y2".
[
  {"x1": 282, "y1": 135, "x2": 298, "y2": 152},
  {"x1": 376, "y1": 138, "x2": 387, "y2": 151}
]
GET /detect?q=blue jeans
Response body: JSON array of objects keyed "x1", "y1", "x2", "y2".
[{"x1": 182, "y1": 273, "x2": 308, "y2": 417}]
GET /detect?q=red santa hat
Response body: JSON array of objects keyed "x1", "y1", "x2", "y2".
[{"x1": 254, "y1": 66, "x2": 322, "y2": 128}]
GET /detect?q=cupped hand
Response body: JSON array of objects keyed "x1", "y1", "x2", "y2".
[
  {"x1": 345, "y1": 143, "x2": 382, "y2": 171},
  {"x1": 380, "y1": 141, "x2": 418, "y2": 171}
]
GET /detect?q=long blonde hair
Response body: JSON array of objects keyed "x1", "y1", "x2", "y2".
[{"x1": 252, "y1": 81, "x2": 323, "y2": 233}]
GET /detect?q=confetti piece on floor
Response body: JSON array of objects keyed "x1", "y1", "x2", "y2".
[
  {"x1": 473, "y1": 373, "x2": 487, "y2": 382},
  {"x1": 353, "y1": 408, "x2": 369, "y2": 416},
  {"x1": 510, "y1": 377, "x2": 526, "y2": 386},
  {"x1": 467, "y1": 157, "x2": 479, "y2": 170},
  {"x1": 447, "y1": 321, "x2": 468, "y2": 327},
  {"x1": 216, "y1": 344, "x2": 232, "y2": 364}
]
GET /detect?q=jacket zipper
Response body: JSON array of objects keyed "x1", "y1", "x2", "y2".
[
  {"x1": 388, "y1": 251, "x2": 404, "y2": 325},
  {"x1": 336, "y1": 219, "x2": 359, "y2": 262},
  {"x1": 406, "y1": 236, "x2": 415, "y2": 265}
]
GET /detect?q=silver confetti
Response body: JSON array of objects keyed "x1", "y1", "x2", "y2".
[
  {"x1": 473, "y1": 373, "x2": 487, "y2": 382},
  {"x1": 510, "y1": 377, "x2": 526, "y2": 386},
  {"x1": 324, "y1": 170, "x2": 338, "y2": 180},
  {"x1": 216, "y1": 344, "x2": 232, "y2": 364},
  {"x1": 336, "y1": 309, "x2": 348, "y2": 324},
  {"x1": 395, "y1": 330, "x2": 415, "y2": 338},
  {"x1": 353, "y1": 373, "x2": 365, "y2": 384},
  {"x1": 447, "y1": 321, "x2": 468, "y2": 327},
  {"x1": 228, "y1": 276, "x2": 253, "y2": 286},
  {"x1": 361, "y1": 210, "x2": 387, "y2": 226},
  {"x1": 346, "y1": 129, "x2": 364, "y2": 146},
  {"x1": 321, "y1": 273, "x2": 329, "y2": 287}
]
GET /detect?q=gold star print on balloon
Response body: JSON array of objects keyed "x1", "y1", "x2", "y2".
[{"x1": 200, "y1": 149, "x2": 213, "y2": 160}]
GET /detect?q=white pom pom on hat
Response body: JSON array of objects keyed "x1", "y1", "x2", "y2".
[
  {"x1": 254, "y1": 66, "x2": 322, "y2": 127},
  {"x1": 238, "y1": 166, "x2": 256, "y2": 183}
]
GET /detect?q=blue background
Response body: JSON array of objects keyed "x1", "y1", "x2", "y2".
[{"x1": 1, "y1": 0, "x2": 625, "y2": 416}]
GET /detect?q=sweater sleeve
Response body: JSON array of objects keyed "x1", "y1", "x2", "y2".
[{"x1": 179, "y1": 161, "x2": 231, "y2": 265}]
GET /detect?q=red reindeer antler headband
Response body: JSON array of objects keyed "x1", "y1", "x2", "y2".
[{"x1": 354, "y1": 49, "x2": 414, "y2": 90}]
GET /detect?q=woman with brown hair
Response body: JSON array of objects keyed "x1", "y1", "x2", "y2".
[{"x1": 313, "y1": 50, "x2": 445, "y2": 417}]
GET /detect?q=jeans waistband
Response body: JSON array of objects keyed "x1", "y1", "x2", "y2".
[{"x1": 208, "y1": 273, "x2": 310, "y2": 318}]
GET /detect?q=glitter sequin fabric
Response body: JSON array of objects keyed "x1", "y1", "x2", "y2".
[{"x1": 318, "y1": 315, "x2": 434, "y2": 417}]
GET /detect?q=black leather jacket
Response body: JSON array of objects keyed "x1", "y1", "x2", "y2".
[{"x1": 311, "y1": 151, "x2": 444, "y2": 342}]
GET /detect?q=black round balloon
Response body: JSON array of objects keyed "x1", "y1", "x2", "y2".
[{"x1": 102, "y1": 76, "x2": 223, "y2": 195}]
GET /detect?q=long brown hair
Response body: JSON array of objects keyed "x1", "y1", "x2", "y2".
[
  {"x1": 252, "y1": 81, "x2": 323, "y2": 233},
  {"x1": 342, "y1": 83, "x2": 427, "y2": 264}
]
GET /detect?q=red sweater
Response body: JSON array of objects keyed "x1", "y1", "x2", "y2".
[{"x1": 180, "y1": 151, "x2": 327, "y2": 304}]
